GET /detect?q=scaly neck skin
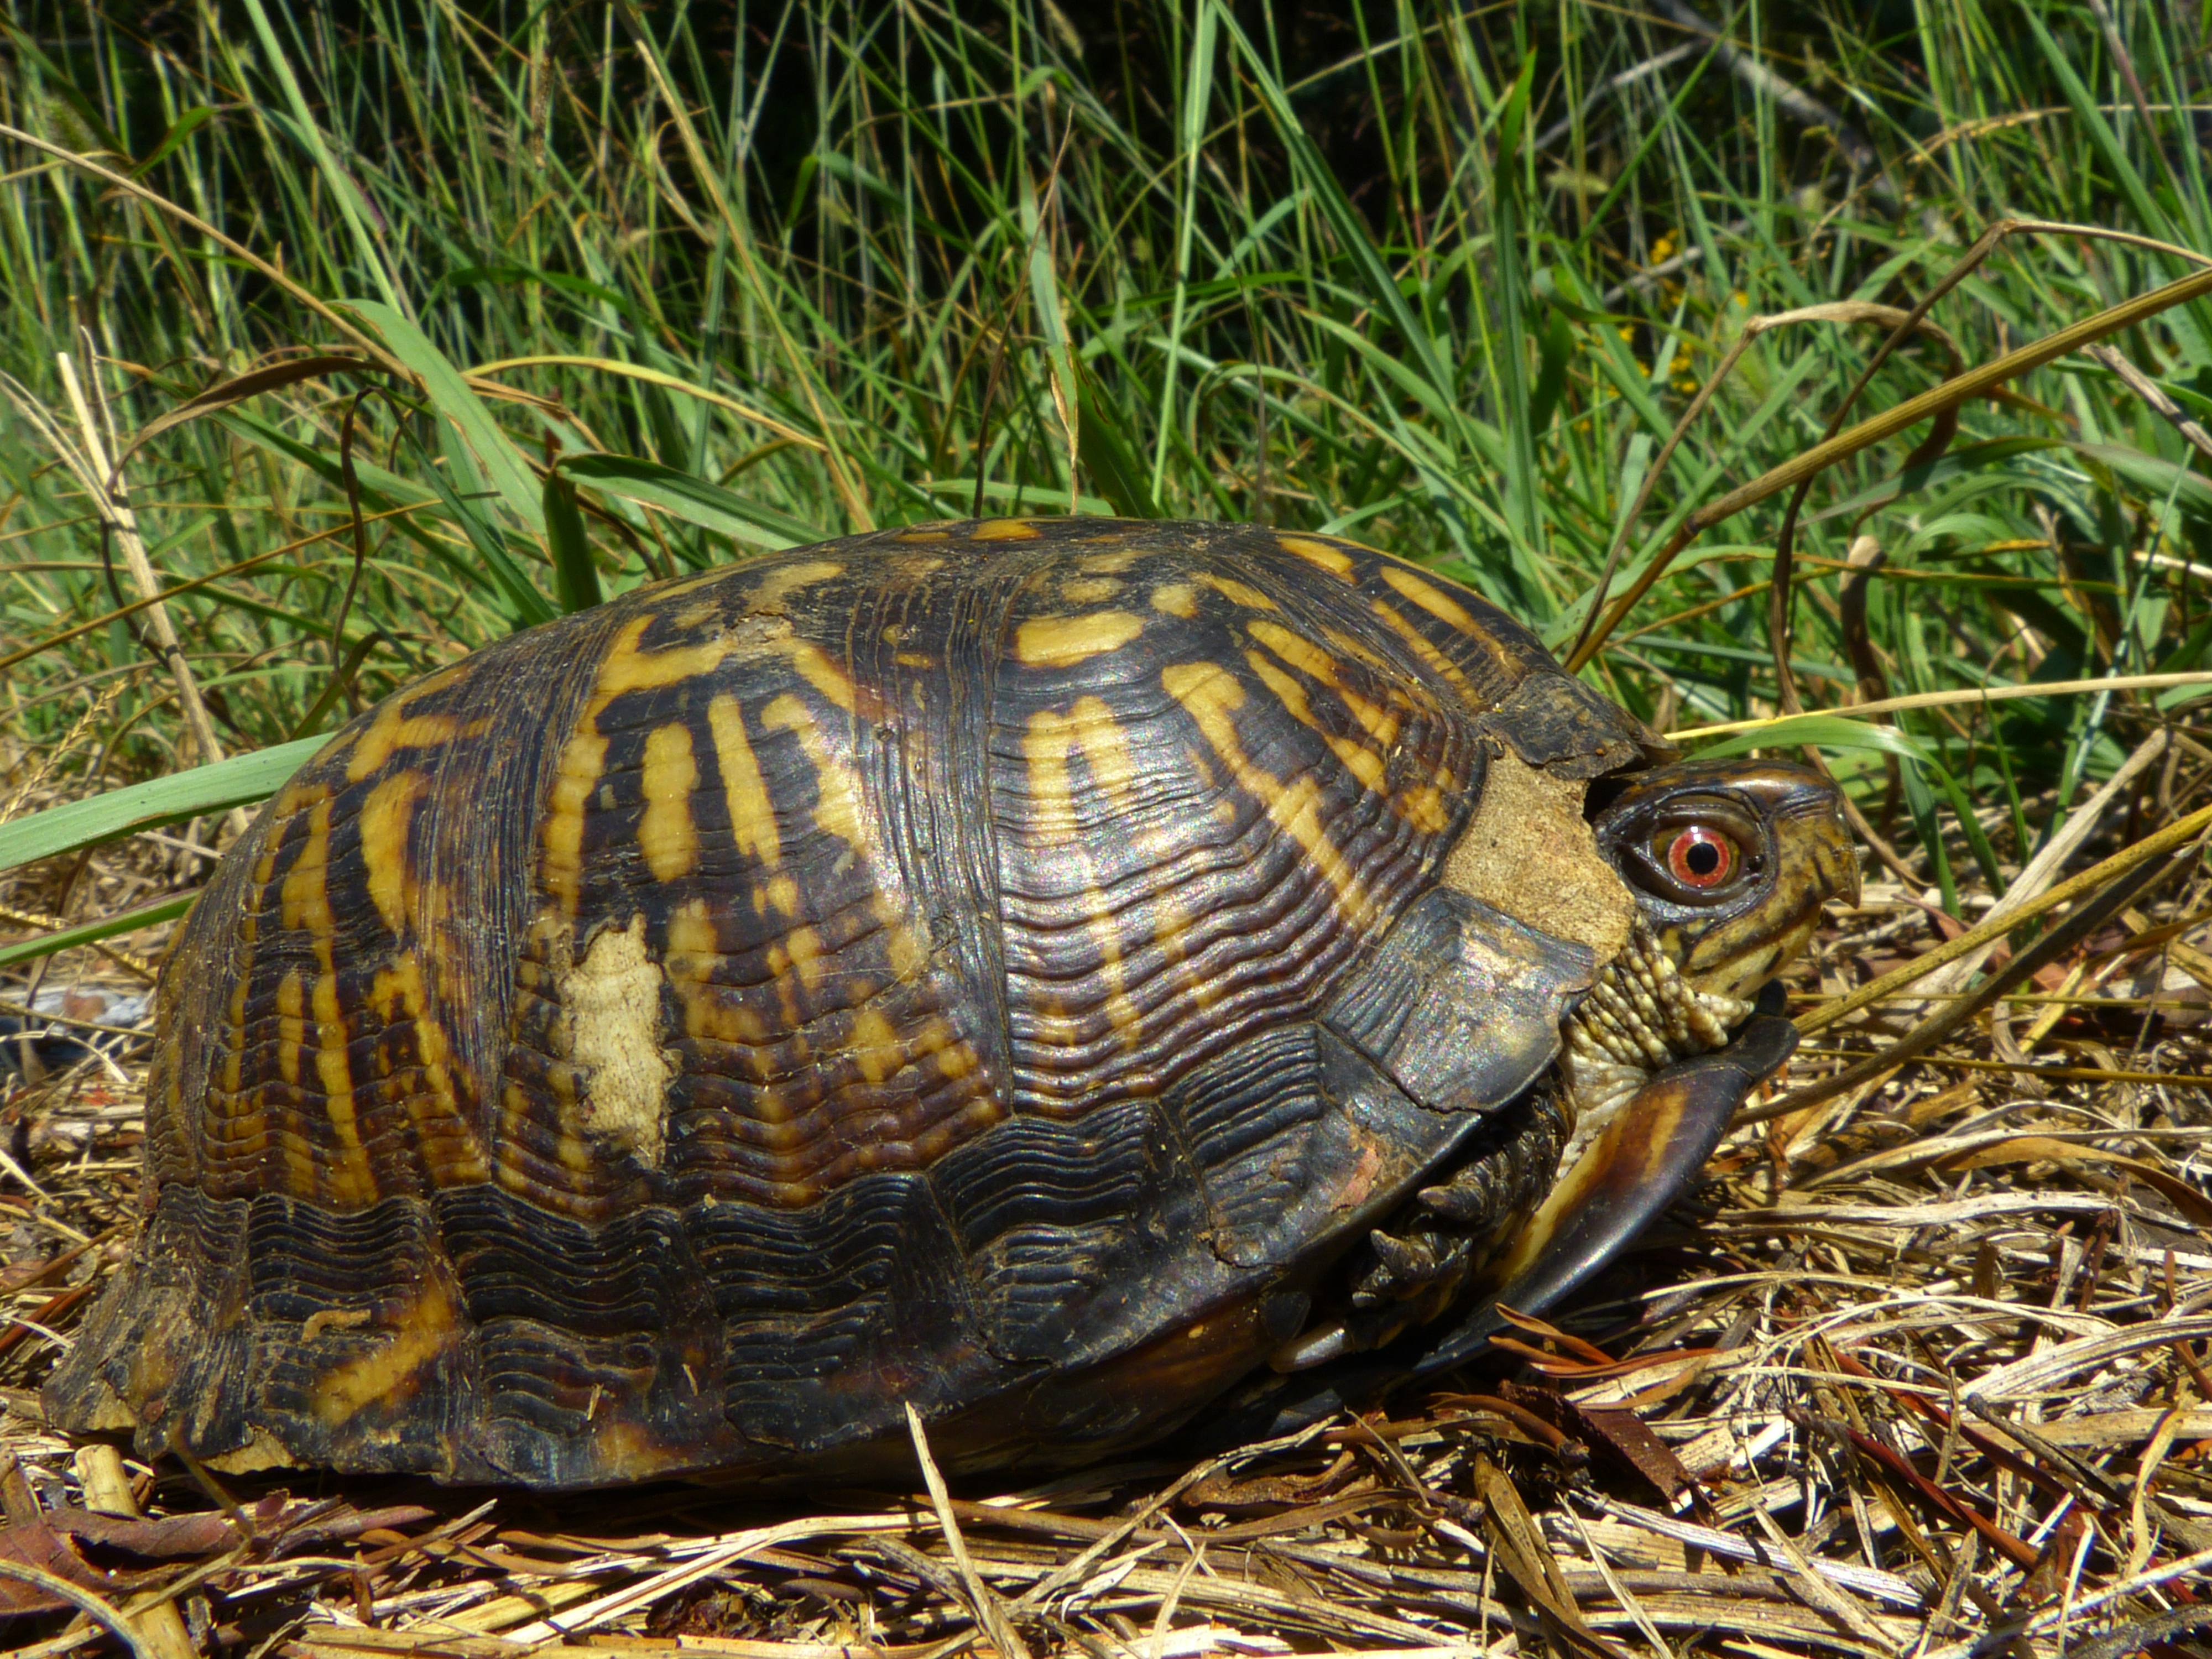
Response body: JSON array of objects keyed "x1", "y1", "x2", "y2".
[{"x1": 1558, "y1": 915, "x2": 1755, "y2": 1156}]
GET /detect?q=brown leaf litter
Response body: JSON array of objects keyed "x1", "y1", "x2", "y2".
[{"x1": 3, "y1": 831, "x2": 2211, "y2": 1657}]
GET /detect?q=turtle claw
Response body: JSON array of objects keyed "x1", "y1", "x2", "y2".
[{"x1": 1269, "y1": 1321, "x2": 1358, "y2": 1371}]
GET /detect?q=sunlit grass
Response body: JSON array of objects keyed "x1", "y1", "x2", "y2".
[{"x1": 3, "y1": 0, "x2": 2210, "y2": 906}]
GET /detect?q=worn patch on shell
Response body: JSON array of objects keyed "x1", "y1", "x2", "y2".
[
  {"x1": 1441, "y1": 749, "x2": 1632, "y2": 964},
  {"x1": 557, "y1": 915, "x2": 675, "y2": 1166}
]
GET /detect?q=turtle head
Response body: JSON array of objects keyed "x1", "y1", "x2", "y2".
[{"x1": 1591, "y1": 758, "x2": 1859, "y2": 1004}]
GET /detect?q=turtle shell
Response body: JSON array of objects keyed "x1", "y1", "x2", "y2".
[{"x1": 48, "y1": 518, "x2": 1661, "y2": 1488}]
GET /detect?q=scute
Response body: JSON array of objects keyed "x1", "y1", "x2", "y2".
[{"x1": 49, "y1": 518, "x2": 1658, "y2": 1488}]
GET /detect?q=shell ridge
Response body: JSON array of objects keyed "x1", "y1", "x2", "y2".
[{"x1": 859, "y1": 533, "x2": 1042, "y2": 1119}]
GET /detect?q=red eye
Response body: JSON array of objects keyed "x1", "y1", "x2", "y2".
[{"x1": 1666, "y1": 825, "x2": 1736, "y2": 889}]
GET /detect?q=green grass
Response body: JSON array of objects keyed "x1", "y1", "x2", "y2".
[{"x1": 4, "y1": 0, "x2": 2212, "y2": 925}]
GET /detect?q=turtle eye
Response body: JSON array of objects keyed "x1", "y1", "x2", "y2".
[{"x1": 1663, "y1": 825, "x2": 1737, "y2": 890}]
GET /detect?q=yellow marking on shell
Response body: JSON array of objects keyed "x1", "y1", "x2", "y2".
[
  {"x1": 748, "y1": 1070, "x2": 800, "y2": 1131},
  {"x1": 1248, "y1": 618, "x2": 1408, "y2": 749},
  {"x1": 367, "y1": 956, "x2": 488, "y2": 1185},
  {"x1": 266, "y1": 944, "x2": 316, "y2": 1196},
  {"x1": 219, "y1": 949, "x2": 251, "y2": 1107},
  {"x1": 1201, "y1": 572, "x2": 1278, "y2": 610},
  {"x1": 495, "y1": 1073, "x2": 552, "y2": 1186},
  {"x1": 266, "y1": 776, "x2": 322, "y2": 826},
  {"x1": 848, "y1": 1007, "x2": 903, "y2": 1084},
  {"x1": 894, "y1": 651, "x2": 935, "y2": 668},
  {"x1": 342, "y1": 662, "x2": 470, "y2": 781},
  {"x1": 1380, "y1": 564, "x2": 1486, "y2": 635},
  {"x1": 1014, "y1": 611, "x2": 1145, "y2": 668},
  {"x1": 1078, "y1": 880, "x2": 1142, "y2": 1047},
  {"x1": 1245, "y1": 652, "x2": 1386, "y2": 792},
  {"x1": 1025, "y1": 997, "x2": 1088, "y2": 1054},
  {"x1": 1370, "y1": 599, "x2": 1477, "y2": 700},
  {"x1": 895, "y1": 528, "x2": 950, "y2": 542},
  {"x1": 1151, "y1": 584, "x2": 1197, "y2": 618},
  {"x1": 1079, "y1": 550, "x2": 1142, "y2": 573},
  {"x1": 664, "y1": 898, "x2": 723, "y2": 1041},
  {"x1": 1245, "y1": 618, "x2": 1339, "y2": 688},
  {"x1": 540, "y1": 728, "x2": 610, "y2": 918},
  {"x1": 276, "y1": 971, "x2": 305, "y2": 1088},
  {"x1": 749, "y1": 559, "x2": 845, "y2": 608},
  {"x1": 1162, "y1": 662, "x2": 1376, "y2": 930},
  {"x1": 1147, "y1": 885, "x2": 1203, "y2": 1006},
  {"x1": 653, "y1": 570, "x2": 723, "y2": 600},
  {"x1": 1068, "y1": 696, "x2": 1138, "y2": 814},
  {"x1": 916, "y1": 1015, "x2": 980, "y2": 1081},
  {"x1": 302, "y1": 1307, "x2": 371, "y2": 1342},
  {"x1": 706, "y1": 695, "x2": 784, "y2": 881},
  {"x1": 1021, "y1": 705, "x2": 1147, "y2": 1044},
  {"x1": 1022, "y1": 697, "x2": 1141, "y2": 841},
  {"x1": 1061, "y1": 576, "x2": 1124, "y2": 603},
  {"x1": 1022, "y1": 713, "x2": 1079, "y2": 847},
  {"x1": 768, "y1": 873, "x2": 802, "y2": 919},
  {"x1": 874, "y1": 891, "x2": 928, "y2": 980},
  {"x1": 310, "y1": 970, "x2": 372, "y2": 1205},
  {"x1": 781, "y1": 638, "x2": 858, "y2": 712},
  {"x1": 972, "y1": 518, "x2": 1041, "y2": 540},
  {"x1": 1277, "y1": 534, "x2": 1356, "y2": 577},
  {"x1": 279, "y1": 796, "x2": 375, "y2": 1206},
  {"x1": 311, "y1": 1278, "x2": 457, "y2": 1426},
  {"x1": 757, "y1": 692, "x2": 932, "y2": 990},
  {"x1": 359, "y1": 770, "x2": 430, "y2": 935},
  {"x1": 593, "y1": 614, "x2": 749, "y2": 700},
  {"x1": 638, "y1": 722, "x2": 701, "y2": 881},
  {"x1": 541, "y1": 612, "x2": 759, "y2": 916},
  {"x1": 1398, "y1": 783, "x2": 1451, "y2": 834},
  {"x1": 1335, "y1": 682, "x2": 1406, "y2": 750},
  {"x1": 672, "y1": 599, "x2": 720, "y2": 630},
  {"x1": 1317, "y1": 621, "x2": 1405, "y2": 679},
  {"x1": 783, "y1": 923, "x2": 827, "y2": 990},
  {"x1": 763, "y1": 693, "x2": 867, "y2": 850}
]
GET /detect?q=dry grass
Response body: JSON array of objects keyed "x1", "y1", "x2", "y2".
[
  {"x1": 6, "y1": 0, "x2": 2212, "y2": 1649},
  {"x1": 3, "y1": 789, "x2": 2211, "y2": 1659}
]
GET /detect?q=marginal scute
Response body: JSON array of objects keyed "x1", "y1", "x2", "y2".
[{"x1": 309, "y1": 1275, "x2": 459, "y2": 1426}]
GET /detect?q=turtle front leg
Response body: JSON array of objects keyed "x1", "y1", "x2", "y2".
[
  {"x1": 1353, "y1": 1082, "x2": 1570, "y2": 1308},
  {"x1": 1269, "y1": 1086, "x2": 1568, "y2": 1370}
]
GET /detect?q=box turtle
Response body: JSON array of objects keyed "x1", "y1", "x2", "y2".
[{"x1": 48, "y1": 517, "x2": 1855, "y2": 1489}]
